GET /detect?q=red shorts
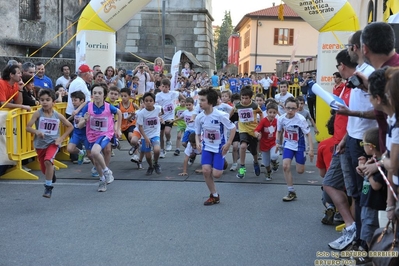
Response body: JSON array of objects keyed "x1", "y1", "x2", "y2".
[{"x1": 36, "y1": 144, "x2": 59, "y2": 174}]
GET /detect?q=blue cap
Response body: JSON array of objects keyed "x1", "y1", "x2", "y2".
[{"x1": 126, "y1": 70, "x2": 133, "y2": 76}]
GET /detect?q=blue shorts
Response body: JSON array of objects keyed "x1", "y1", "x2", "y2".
[
  {"x1": 87, "y1": 136, "x2": 111, "y2": 150},
  {"x1": 69, "y1": 133, "x2": 89, "y2": 148},
  {"x1": 282, "y1": 148, "x2": 306, "y2": 165},
  {"x1": 182, "y1": 130, "x2": 195, "y2": 143},
  {"x1": 201, "y1": 149, "x2": 225, "y2": 171},
  {"x1": 122, "y1": 125, "x2": 135, "y2": 140},
  {"x1": 141, "y1": 136, "x2": 160, "y2": 152}
]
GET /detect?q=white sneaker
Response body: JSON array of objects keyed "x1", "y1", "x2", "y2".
[
  {"x1": 131, "y1": 154, "x2": 140, "y2": 163},
  {"x1": 98, "y1": 180, "x2": 107, "y2": 192},
  {"x1": 160, "y1": 150, "x2": 166, "y2": 158},
  {"x1": 328, "y1": 224, "x2": 356, "y2": 250},
  {"x1": 104, "y1": 169, "x2": 114, "y2": 184},
  {"x1": 166, "y1": 141, "x2": 172, "y2": 151},
  {"x1": 111, "y1": 150, "x2": 115, "y2": 157},
  {"x1": 83, "y1": 157, "x2": 91, "y2": 164},
  {"x1": 22, "y1": 166, "x2": 32, "y2": 172},
  {"x1": 91, "y1": 167, "x2": 99, "y2": 177},
  {"x1": 230, "y1": 163, "x2": 237, "y2": 171}
]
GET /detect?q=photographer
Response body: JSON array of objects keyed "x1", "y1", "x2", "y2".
[
  {"x1": 133, "y1": 61, "x2": 153, "y2": 95},
  {"x1": 299, "y1": 73, "x2": 316, "y2": 122},
  {"x1": 112, "y1": 68, "x2": 126, "y2": 89}
]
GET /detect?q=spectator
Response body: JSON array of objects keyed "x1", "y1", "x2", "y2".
[
  {"x1": 33, "y1": 62, "x2": 53, "y2": 89},
  {"x1": 56, "y1": 65, "x2": 71, "y2": 89}
]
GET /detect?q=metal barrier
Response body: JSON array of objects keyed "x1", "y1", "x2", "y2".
[{"x1": 1, "y1": 103, "x2": 69, "y2": 180}]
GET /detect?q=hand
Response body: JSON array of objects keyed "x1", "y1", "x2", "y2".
[
  {"x1": 55, "y1": 137, "x2": 63, "y2": 146},
  {"x1": 84, "y1": 112, "x2": 90, "y2": 120},
  {"x1": 275, "y1": 144, "x2": 280, "y2": 153},
  {"x1": 196, "y1": 144, "x2": 202, "y2": 153},
  {"x1": 308, "y1": 150, "x2": 314, "y2": 163},
  {"x1": 336, "y1": 105, "x2": 350, "y2": 116},
  {"x1": 36, "y1": 131, "x2": 44, "y2": 138},
  {"x1": 115, "y1": 130, "x2": 122, "y2": 139},
  {"x1": 72, "y1": 110, "x2": 78, "y2": 117},
  {"x1": 221, "y1": 143, "x2": 230, "y2": 156},
  {"x1": 358, "y1": 156, "x2": 367, "y2": 165},
  {"x1": 254, "y1": 132, "x2": 261, "y2": 140},
  {"x1": 314, "y1": 128, "x2": 319, "y2": 135},
  {"x1": 353, "y1": 71, "x2": 369, "y2": 91},
  {"x1": 362, "y1": 162, "x2": 378, "y2": 178},
  {"x1": 336, "y1": 141, "x2": 345, "y2": 154},
  {"x1": 22, "y1": 105, "x2": 31, "y2": 112},
  {"x1": 145, "y1": 138, "x2": 151, "y2": 148},
  {"x1": 178, "y1": 172, "x2": 188, "y2": 176},
  {"x1": 387, "y1": 209, "x2": 396, "y2": 221}
]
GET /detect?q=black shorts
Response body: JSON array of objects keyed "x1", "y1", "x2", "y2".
[
  {"x1": 239, "y1": 133, "x2": 258, "y2": 156},
  {"x1": 233, "y1": 132, "x2": 240, "y2": 142},
  {"x1": 122, "y1": 125, "x2": 135, "y2": 140},
  {"x1": 161, "y1": 121, "x2": 174, "y2": 131}
]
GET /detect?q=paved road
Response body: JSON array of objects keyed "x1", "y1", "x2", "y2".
[{"x1": 1, "y1": 131, "x2": 350, "y2": 266}]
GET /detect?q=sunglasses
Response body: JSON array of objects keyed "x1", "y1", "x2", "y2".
[{"x1": 285, "y1": 107, "x2": 297, "y2": 110}]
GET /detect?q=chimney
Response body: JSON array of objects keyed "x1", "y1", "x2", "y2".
[{"x1": 272, "y1": 2, "x2": 275, "y2": 6}]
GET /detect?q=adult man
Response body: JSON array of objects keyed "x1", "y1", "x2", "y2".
[
  {"x1": 332, "y1": 72, "x2": 344, "y2": 96},
  {"x1": 0, "y1": 65, "x2": 30, "y2": 111},
  {"x1": 334, "y1": 31, "x2": 376, "y2": 250},
  {"x1": 92, "y1": 65, "x2": 102, "y2": 76},
  {"x1": 211, "y1": 71, "x2": 219, "y2": 90},
  {"x1": 33, "y1": 62, "x2": 53, "y2": 89},
  {"x1": 133, "y1": 62, "x2": 152, "y2": 95},
  {"x1": 56, "y1": 65, "x2": 71, "y2": 89},
  {"x1": 258, "y1": 74, "x2": 272, "y2": 96},
  {"x1": 300, "y1": 73, "x2": 316, "y2": 122},
  {"x1": 21, "y1": 62, "x2": 36, "y2": 76},
  {"x1": 270, "y1": 73, "x2": 278, "y2": 98},
  {"x1": 66, "y1": 64, "x2": 92, "y2": 116},
  {"x1": 324, "y1": 50, "x2": 356, "y2": 251},
  {"x1": 291, "y1": 72, "x2": 303, "y2": 97}
]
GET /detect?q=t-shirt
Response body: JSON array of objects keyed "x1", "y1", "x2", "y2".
[
  {"x1": 216, "y1": 103, "x2": 233, "y2": 114},
  {"x1": 333, "y1": 82, "x2": 345, "y2": 96},
  {"x1": 254, "y1": 117, "x2": 277, "y2": 151},
  {"x1": 386, "y1": 115, "x2": 399, "y2": 185},
  {"x1": 181, "y1": 68, "x2": 190, "y2": 78},
  {"x1": 297, "y1": 109, "x2": 311, "y2": 121},
  {"x1": 56, "y1": 76, "x2": 70, "y2": 89},
  {"x1": 33, "y1": 109, "x2": 60, "y2": 149},
  {"x1": 71, "y1": 107, "x2": 86, "y2": 137},
  {"x1": 259, "y1": 77, "x2": 272, "y2": 89},
  {"x1": 119, "y1": 101, "x2": 136, "y2": 131},
  {"x1": 156, "y1": 90, "x2": 179, "y2": 121},
  {"x1": 316, "y1": 137, "x2": 335, "y2": 171},
  {"x1": 184, "y1": 142, "x2": 201, "y2": 157},
  {"x1": 234, "y1": 101, "x2": 263, "y2": 136},
  {"x1": 66, "y1": 77, "x2": 91, "y2": 115},
  {"x1": 359, "y1": 170, "x2": 387, "y2": 210},
  {"x1": 333, "y1": 85, "x2": 351, "y2": 144},
  {"x1": 277, "y1": 113, "x2": 310, "y2": 151},
  {"x1": 175, "y1": 105, "x2": 187, "y2": 128},
  {"x1": 34, "y1": 75, "x2": 53, "y2": 89},
  {"x1": 275, "y1": 92, "x2": 294, "y2": 115},
  {"x1": 211, "y1": 75, "x2": 219, "y2": 87},
  {"x1": 136, "y1": 106, "x2": 162, "y2": 139},
  {"x1": 195, "y1": 109, "x2": 235, "y2": 153},
  {"x1": 180, "y1": 109, "x2": 196, "y2": 131},
  {"x1": 241, "y1": 77, "x2": 251, "y2": 86},
  {"x1": 0, "y1": 80, "x2": 19, "y2": 104},
  {"x1": 228, "y1": 78, "x2": 237, "y2": 93}
]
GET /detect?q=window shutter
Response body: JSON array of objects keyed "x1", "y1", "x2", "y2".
[
  {"x1": 274, "y1": 28, "x2": 279, "y2": 45},
  {"x1": 289, "y1": 29, "x2": 294, "y2": 45}
]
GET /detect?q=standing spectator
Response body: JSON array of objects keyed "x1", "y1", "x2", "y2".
[
  {"x1": 300, "y1": 73, "x2": 316, "y2": 122},
  {"x1": 92, "y1": 65, "x2": 102, "y2": 76},
  {"x1": 154, "y1": 57, "x2": 165, "y2": 74},
  {"x1": 56, "y1": 65, "x2": 71, "y2": 89},
  {"x1": 66, "y1": 64, "x2": 93, "y2": 117},
  {"x1": 133, "y1": 62, "x2": 152, "y2": 95},
  {"x1": 21, "y1": 74, "x2": 39, "y2": 106},
  {"x1": 332, "y1": 72, "x2": 345, "y2": 96},
  {"x1": 0, "y1": 65, "x2": 30, "y2": 111},
  {"x1": 211, "y1": 71, "x2": 219, "y2": 90},
  {"x1": 181, "y1": 62, "x2": 191, "y2": 78},
  {"x1": 270, "y1": 73, "x2": 278, "y2": 98},
  {"x1": 21, "y1": 62, "x2": 36, "y2": 76},
  {"x1": 34, "y1": 62, "x2": 53, "y2": 89},
  {"x1": 103, "y1": 66, "x2": 115, "y2": 86},
  {"x1": 259, "y1": 74, "x2": 272, "y2": 96}
]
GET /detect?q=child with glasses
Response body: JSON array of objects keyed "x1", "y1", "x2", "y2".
[{"x1": 276, "y1": 97, "x2": 314, "y2": 201}]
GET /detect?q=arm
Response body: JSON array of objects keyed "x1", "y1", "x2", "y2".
[
  {"x1": 368, "y1": 175, "x2": 383, "y2": 191},
  {"x1": 26, "y1": 111, "x2": 43, "y2": 138},
  {"x1": 138, "y1": 124, "x2": 151, "y2": 148},
  {"x1": 307, "y1": 132, "x2": 314, "y2": 162},
  {"x1": 319, "y1": 168, "x2": 327, "y2": 178},
  {"x1": 275, "y1": 130, "x2": 283, "y2": 153},
  {"x1": 178, "y1": 155, "x2": 190, "y2": 176},
  {"x1": 70, "y1": 101, "x2": 88, "y2": 120},
  {"x1": 336, "y1": 105, "x2": 376, "y2": 119},
  {"x1": 336, "y1": 132, "x2": 347, "y2": 154},
  {"x1": 55, "y1": 114, "x2": 74, "y2": 146},
  {"x1": 115, "y1": 109, "x2": 122, "y2": 138},
  {"x1": 308, "y1": 117, "x2": 319, "y2": 134}
]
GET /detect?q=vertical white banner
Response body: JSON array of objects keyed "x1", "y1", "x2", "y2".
[
  {"x1": 0, "y1": 111, "x2": 16, "y2": 165},
  {"x1": 76, "y1": 31, "x2": 86, "y2": 70},
  {"x1": 170, "y1": 50, "x2": 182, "y2": 91}
]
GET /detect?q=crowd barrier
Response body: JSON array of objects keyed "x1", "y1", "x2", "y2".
[
  {"x1": 0, "y1": 103, "x2": 70, "y2": 180},
  {"x1": 223, "y1": 84, "x2": 302, "y2": 99}
]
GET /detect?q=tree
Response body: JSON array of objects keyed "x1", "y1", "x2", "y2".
[{"x1": 215, "y1": 11, "x2": 233, "y2": 70}]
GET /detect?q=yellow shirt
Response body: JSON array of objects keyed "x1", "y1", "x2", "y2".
[{"x1": 234, "y1": 101, "x2": 262, "y2": 136}]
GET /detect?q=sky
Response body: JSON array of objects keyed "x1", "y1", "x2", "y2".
[{"x1": 212, "y1": 0, "x2": 278, "y2": 26}]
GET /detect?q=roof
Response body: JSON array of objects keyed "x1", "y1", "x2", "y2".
[
  {"x1": 247, "y1": 4, "x2": 299, "y2": 18},
  {"x1": 234, "y1": 4, "x2": 301, "y2": 31}
]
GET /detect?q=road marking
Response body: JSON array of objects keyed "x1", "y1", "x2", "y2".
[{"x1": 0, "y1": 181, "x2": 96, "y2": 186}]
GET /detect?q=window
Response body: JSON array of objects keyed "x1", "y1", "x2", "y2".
[
  {"x1": 274, "y1": 28, "x2": 294, "y2": 46},
  {"x1": 243, "y1": 30, "x2": 250, "y2": 48},
  {"x1": 20, "y1": 0, "x2": 39, "y2": 20},
  {"x1": 165, "y1": 35, "x2": 175, "y2": 46}
]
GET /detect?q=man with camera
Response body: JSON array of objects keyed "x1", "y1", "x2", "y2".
[
  {"x1": 133, "y1": 61, "x2": 153, "y2": 95},
  {"x1": 299, "y1": 73, "x2": 316, "y2": 122}
]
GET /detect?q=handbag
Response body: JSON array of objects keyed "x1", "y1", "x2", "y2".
[{"x1": 369, "y1": 220, "x2": 399, "y2": 266}]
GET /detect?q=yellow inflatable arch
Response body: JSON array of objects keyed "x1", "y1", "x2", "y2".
[
  {"x1": 283, "y1": 0, "x2": 359, "y2": 141},
  {"x1": 75, "y1": 0, "x2": 152, "y2": 70}
]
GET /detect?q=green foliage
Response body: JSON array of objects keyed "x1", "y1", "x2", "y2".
[{"x1": 215, "y1": 11, "x2": 234, "y2": 70}]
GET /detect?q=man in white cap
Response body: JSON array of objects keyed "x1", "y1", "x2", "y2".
[{"x1": 66, "y1": 64, "x2": 93, "y2": 117}]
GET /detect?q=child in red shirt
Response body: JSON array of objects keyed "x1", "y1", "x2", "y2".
[{"x1": 254, "y1": 102, "x2": 279, "y2": 180}]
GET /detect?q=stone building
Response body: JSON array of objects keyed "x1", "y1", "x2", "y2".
[{"x1": 0, "y1": 0, "x2": 215, "y2": 80}]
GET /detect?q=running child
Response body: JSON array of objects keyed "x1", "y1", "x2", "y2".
[
  {"x1": 254, "y1": 102, "x2": 279, "y2": 180},
  {"x1": 79, "y1": 83, "x2": 122, "y2": 192},
  {"x1": 230, "y1": 86, "x2": 263, "y2": 178},
  {"x1": 67, "y1": 91, "x2": 89, "y2": 165},
  {"x1": 276, "y1": 97, "x2": 314, "y2": 201},
  {"x1": 195, "y1": 88, "x2": 236, "y2": 205},
  {"x1": 178, "y1": 132, "x2": 201, "y2": 176},
  {"x1": 175, "y1": 97, "x2": 196, "y2": 148},
  {"x1": 296, "y1": 95, "x2": 319, "y2": 134},
  {"x1": 129, "y1": 97, "x2": 145, "y2": 169},
  {"x1": 174, "y1": 97, "x2": 187, "y2": 156},
  {"x1": 221, "y1": 90, "x2": 233, "y2": 106},
  {"x1": 275, "y1": 81, "x2": 293, "y2": 115},
  {"x1": 229, "y1": 93, "x2": 241, "y2": 171},
  {"x1": 26, "y1": 89, "x2": 73, "y2": 198},
  {"x1": 137, "y1": 92, "x2": 162, "y2": 175}
]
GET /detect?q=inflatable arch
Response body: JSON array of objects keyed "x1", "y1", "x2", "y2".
[
  {"x1": 75, "y1": 0, "x2": 152, "y2": 70},
  {"x1": 283, "y1": 0, "x2": 359, "y2": 141}
]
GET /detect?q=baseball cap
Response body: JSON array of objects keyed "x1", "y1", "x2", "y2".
[
  {"x1": 126, "y1": 70, "x2": 133, "y2": 76},
  {"x1": 78, "y1": 64, "x2": 93, "y2": 73}
]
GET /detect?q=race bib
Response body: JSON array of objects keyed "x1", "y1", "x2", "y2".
[
  {"x1": 238, "y1": 108, "x2": 254, "y2": 122},
  {"x1": 74, "y1": 115, "x2": 81, "y2": 128},
  {"x1": 284, "y1": 130, "x2": 298, "y2": 141},
  {"x1": 123, "y1": 112, "x2": 129, "y2": 119},
  {"x1": 163, "y1": 104, "x2": 173, "y2": 114},
  {"x1": 90, "y1": 117, "x2": 108, "y2": 132},
  {"x1": 204, "y1": 129, "x2": 221, "y2": 145},
  {"x1": 38, "y1": 117, "x2": 60, "y2": 135},
  {"x1": 184, "y1": 115, "x2": 192, "y2": 124},
  {"x1": 145, "y1": 117, "x2": 158, "y2": 128},
  {"x1": 177, "y1": 110, "x2": 184, "y2": 117}
]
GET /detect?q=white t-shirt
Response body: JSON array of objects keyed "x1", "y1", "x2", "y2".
[
  {"x1": 387, "y1": 115, "x2": 399, "y2": 185},
  {"x1": 181, "y1": 68, "x2": 190, "y2": 78},
  {"x1": 184, "y1": 142, "x2": 201, "y2": 157},
  {"x1": 277, "y1": 113, "x2": 310, "y2": 151},
  {"x1": 66, "y1": 76, "x2": 91, "y2": 115},
  {"x1": 56, "y1": 76, "x2": 70, "y2": 89},
  {"x1": 136, "y1": 106, "x2": 162, "y2": 139},
  {"x1": 180, "y1": 109, "x2": 197, "y2": 131},
  {"x1": 195, "y1": 109, "x2": 235, "y2": 153},
  {"x1": 135, "y1": 71, "x2": 150, "y2": 95},
  {"x1": 259, "y1": 77, "x2": 272, "y2": 89},
  {"x1": 215, "y1": 103, "x2": 233, "y2": 114},
  {"x1": 155, "y1": 90, "x2": 180, "y2": 121},
  {"x1": 347, "y1": 63, "x2": 377, "y2": 140},
  {"x1": 275, "y1": 92, "x2": 294, "y2": 115}
]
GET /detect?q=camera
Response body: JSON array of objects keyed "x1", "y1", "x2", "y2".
[{"x1": 347, "y1": 75, "x2": 363, "y2": 88}]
